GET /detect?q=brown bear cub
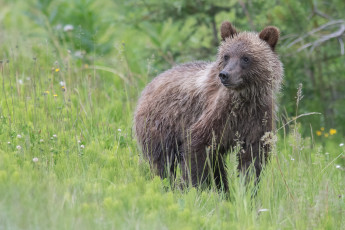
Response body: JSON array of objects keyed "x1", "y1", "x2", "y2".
[{"x1": 134, "y1": 21, "x2": 283, "y2": 191}]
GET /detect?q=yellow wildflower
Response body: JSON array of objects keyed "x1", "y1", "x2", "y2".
[
  {"x1": 55, "y1": 68, "x2": 60, "y2": 72},
  {"x1": 321, "y1": 127, "x2": 325, "y2": 131},
  {"x1": 316, "y1": 131, "x2": 322, "y2": 136},
  {"x1": 329, "y1": 129, "x2": 337, "y2": 135},
  {"x1": 45, "y1": 91, "x2": 49, "y2": 94},
  {"x1": 324, "y1": 133, "x2": 329, "y2": 138},
  {"x1": 53, "y1": 94, "x2": 58, "y2": 97}
]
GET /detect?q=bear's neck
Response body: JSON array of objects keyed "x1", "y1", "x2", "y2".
[
  {"x1": 234, "y1": 84, "x2": 274, "y2": 107},
  {"x1": 213, "y1": 76, "x2": 275, "y2": 116}
]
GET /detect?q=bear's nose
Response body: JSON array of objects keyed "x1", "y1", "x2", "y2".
[{"x1": 219, "y1": 71, "x2": 229, "y2": 83}]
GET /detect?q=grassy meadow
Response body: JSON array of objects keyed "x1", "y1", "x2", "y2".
[{"x1": 0, "y1": 0, "x2": 345, "y2": 229}]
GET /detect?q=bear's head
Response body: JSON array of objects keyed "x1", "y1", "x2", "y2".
[{"x1": 217, "y1": 21, "x2": 283, "y2": 92}]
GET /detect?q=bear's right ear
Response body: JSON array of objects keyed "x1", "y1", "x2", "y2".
[
  {"x1": 259, "y1": 26, "x2": 280, "y2": 51},
  {"x1": 220, "y1": 21, "x2": 237, "y2": 41}
]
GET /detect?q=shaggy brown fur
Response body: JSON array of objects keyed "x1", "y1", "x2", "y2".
[{"x1": 134, "y1": 21, "x2": 283, "y2": 191}]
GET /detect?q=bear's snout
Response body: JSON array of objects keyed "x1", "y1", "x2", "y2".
[{"x1": 219, "y1": 71, "x2": 230, "y2": 84}]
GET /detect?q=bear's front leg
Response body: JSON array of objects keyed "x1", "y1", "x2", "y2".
[
  {"x1": 180, "y1": 145, "x2": 229, "y2": 192},
  {"x1": 181, "y1": 147, "x2": 210, "y2": 188},
  {"x1": 212, "y1": 154, "x2": 229, "y2": 192},
  {"x1": 237, "y1": 141, "x2": 267, "y2": 181}
]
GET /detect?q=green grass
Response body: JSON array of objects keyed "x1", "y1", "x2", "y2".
[{"x1": 0, "y1": 4, "x2": 345, "y2": 229}]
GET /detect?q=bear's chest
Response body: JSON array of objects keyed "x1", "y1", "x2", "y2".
[{"x1": 218, "y1": 106, "x2": 271, "y2": 148}]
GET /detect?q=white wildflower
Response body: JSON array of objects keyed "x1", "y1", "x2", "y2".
[
  {"x1": 74, "y1": 51, "x2": 83, "y2": 58},
  {"x1": 260, "y1": 131, "x2": 277, "y2": 146},
  {"x1": 40, "y1": 139, "x2": 44, "y2": 142},
  {"x1": 32, "y1": 157, "x2": 38, "y2": 163},
  {"x1": 291, "y1": 157, "x2": 295, "y2": 161},
  {"x1": 80, "y1": 145, "x2": 85, "y2": 149},
  {"x1": 17, "y1": 134, "x2": 22, "y2": 138},
  {"x1": 18, "y1": 79, "x2": 23, "y2": 85},
  {"x1": 118, "y1": 129, "x2": 122, "y2": 132},
  {"x1": 336, "y1": 165, "x2": 341, "y2": 169},
  {"x1": 53, "y1": 134, "x2": 57, "y2": 138},
  {"x1": 63, "y1": 24, "x2": 74, "y2": 32},
  {"x1": 340, "y1": 143, "x2": 344, "y2": 147},
  {"x1": 258, "y1": 208, "x2": 269, "y2": 212},
  {"x1": 16, "y1": 145, "x2": 22, "y2": 150},
  {"x1": 59, "y1": 81, "x2": 65, "y2": 86},
  {"x1": 7, "y1": 142, "x2": 10, "y2": 144}
]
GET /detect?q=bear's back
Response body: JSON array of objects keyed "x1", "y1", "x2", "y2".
[{"x1": 137, "y1": 61, "x2": 213, "y2": 111}]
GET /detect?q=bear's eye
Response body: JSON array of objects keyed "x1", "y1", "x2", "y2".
[
  {"x1": 224, "y1": 55, "x2": 230, "y2": 61},
  {"x1": 241, "y1": 56, "x2": 250, "y2": 63}
]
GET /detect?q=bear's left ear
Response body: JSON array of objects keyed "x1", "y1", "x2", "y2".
[
  {"x1": 220, "y1": 21, "x2": 237, "y2": 41},
  {"x1": 259, "y1": 26, "x2": 280, "y2": 50}
]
